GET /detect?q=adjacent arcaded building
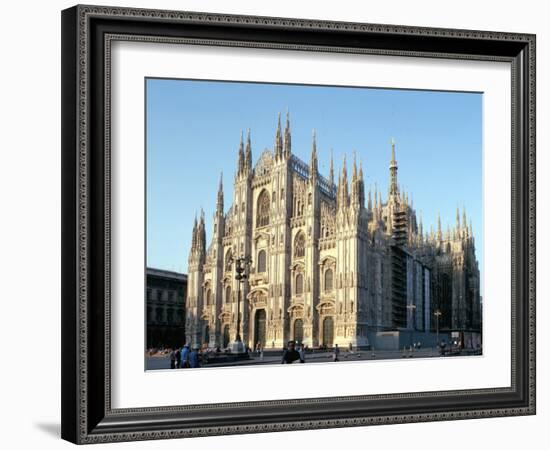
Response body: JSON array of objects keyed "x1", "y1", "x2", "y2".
[{"x1": 185, "y1": 113, "x2": 481, "y2": 350}]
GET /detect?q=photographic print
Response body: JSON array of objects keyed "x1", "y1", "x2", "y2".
[
  {"x1": 61, "y1": 7, "x2": 535, "y2": 442},
  {"x1": 145, "y1": 79, "x2": 483, "y2": 370}
]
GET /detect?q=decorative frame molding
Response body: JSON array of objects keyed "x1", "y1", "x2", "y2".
[{"x1": 61, "y1": 4, "x2": 535, "y2": 444}]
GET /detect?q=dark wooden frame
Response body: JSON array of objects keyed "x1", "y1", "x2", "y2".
[{"x1": 61, "y1": 4, "x2": 536, "y2": 444}]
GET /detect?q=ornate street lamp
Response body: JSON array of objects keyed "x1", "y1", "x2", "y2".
[{"x1": 231, "y1": 254, "x2": 252, "y2": 354}]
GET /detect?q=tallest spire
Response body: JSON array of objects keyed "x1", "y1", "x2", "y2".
[{"x1": 389, "y1": 137, "x2": 399, "y2": 198}]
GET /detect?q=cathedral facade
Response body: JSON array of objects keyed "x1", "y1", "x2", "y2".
[{"x1": 185, "y1": 113, "x2": 481, "y2": 350}]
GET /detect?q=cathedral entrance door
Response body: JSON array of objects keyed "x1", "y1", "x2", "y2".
[
  {"x1": 223, "y1": 324, "x2": 230, "y2": 348},
  {"x1": 254, "y1": 309, "x2": 266, "y2": 347},
  {"x1": 323, "y1": 316, "x2": 334, "y2": 347},
  {"x1": 293, "y1": 319, "x2": 304, "y2": 345},
  {"x1": 204, "y1": 325, "x2": 210, "y2": 347}
]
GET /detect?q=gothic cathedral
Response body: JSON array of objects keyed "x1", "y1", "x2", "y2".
[{"x1": 185, "y1": 113, "x2": 481, "y2": 350}]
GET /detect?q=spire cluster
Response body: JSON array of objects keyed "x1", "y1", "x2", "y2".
[
  {"x1": 191, "y1": 210, "x2": 206, "y2": 255},
  {"x1": 225, "y1": 112, "x2": 474, "y2": 251}
]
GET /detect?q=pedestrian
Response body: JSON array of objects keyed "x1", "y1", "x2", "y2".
[
  {"x1": 281, "y1": 340, "x2": 301, "y2": 364},
  {"x1": 175, "y1": 347, "x2": 181, "y2": 368},
  {"x1": 169, "y1": 348, "x2": 177, "y2": 369},
  {"x1": 332, "y1": 344, "x2": 340, "y2": 362},
  {"x1": 180, "y1": 344, "x2": 190, "y2": 368},
  {"x1": 189, "y1": 346, "x2": 200, "y2": 368},
  {"x1": 298, "y1": 344, "x2": 306, "y2": 363}
]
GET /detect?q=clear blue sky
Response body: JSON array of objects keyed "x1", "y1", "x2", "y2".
[{"x1": 146, "y1": 78, "x2": 482, "y2": 277}]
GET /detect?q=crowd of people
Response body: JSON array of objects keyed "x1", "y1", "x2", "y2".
[
  {"x1": 168, "y1": 344, "x2": 202, "y2": 369},
  {"x1": 164, "y1": 340, "x2": 353, "y2": 369}
]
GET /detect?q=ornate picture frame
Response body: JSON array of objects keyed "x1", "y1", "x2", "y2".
[{"x1": 61, "y1": 5, "x2": 536, "y2": 444}]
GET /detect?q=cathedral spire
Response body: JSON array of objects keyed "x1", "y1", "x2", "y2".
[
  {"x1": 389, "y1": 137, "x2": 399, "y2": 199},
  {"x1": 309, "y1": 129, "x2": 318, "y2": 183},
  {"x1": 368, "y1": 184, "x2": 373, "y2": 211},
  {"x1": 462, "y1": 206, "x2": 468, "y2": 237},
  {"x1": 245, "y1": 128, "x2": 252, "y2": 170},
  {"x1": 456, "y1": 206, "x2": 461, "y2": 231},
  {"x1": 329, "y1": 148, "x2": 334, "y2": 187},
  {"x1": 284, "y1": 109, "x2": 291, "y2": 158},
  {"x1": 437, "y1": 212, "x2": 442, "y2": 241},
  {"x1": 337, "y1": 155, "x2": 349, "y2": 210},
  {"x1": 352, "y1": 150, "x2": 358, "y2": 184},
  {"x1": 191, "y1": 213, "x2": 198, "y2": 250},
  {"x1": 351, "y1": 151, "x2": 358, "y2": 206},
  {"x1": 275, "y1": 112, "x2": 283, "y2": 159},
  {"x1": 342, "y1": 154, "x2": 349, "y2": 207},
  {"x1": 196, "y1": 208, "x2": 206, "y2": 255},
  {"x1": 418, "y1": 211, "x2": 424, "y2": 244},
  {"x1": 358, "y1": 159, "x2": 365, "y2": 208},
  {"x1": 216, "y1": 171, "x2": 224, "y2": 214},
  {"x1": 237, "y1": 131, "x2": 244, "y2": 175}
]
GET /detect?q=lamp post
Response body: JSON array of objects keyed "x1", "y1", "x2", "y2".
[
  {"x1": 406, "y1": 303, "x2": 416, "y2": 352},
  {"x1": 232, "y1": 254, "x2": 251, "y2": 353},
  {"x1": 434, "y1": 309, "x2": 442, "y2": 351}
]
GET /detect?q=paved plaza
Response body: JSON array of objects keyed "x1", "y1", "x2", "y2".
[{"x1": 145, "y1": 347, "x2": 478, "y2": 370}]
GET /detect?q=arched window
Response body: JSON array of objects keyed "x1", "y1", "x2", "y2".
[
  {"x1": 256, "y1": 190, "x2": 270, "y2": 228},
  {"x1": 225, "y1": 285, "x2": 232, "y2": 304},
  {"x1": 225, "y1": 250, "x2": 233, "y2": 272},
  {"x1": 294, "y1": 232, "x2": 305, "y2": 258},
  {"x1": 205, "y1": 289, "x2": 212, "y2": 306},
  {"x1": 257, "y1": 249, "x2": 267, "y2": 273},
  {"x1": 324, "y1": 268, "x2": 333, "y2": 292},
  {"x1": 295, "y1": 273, "x2": 304, "y2": 295}
]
